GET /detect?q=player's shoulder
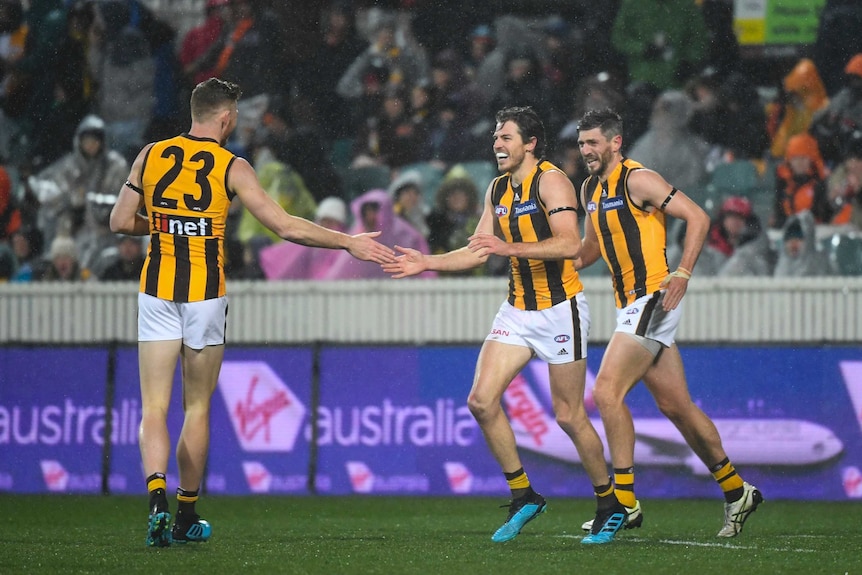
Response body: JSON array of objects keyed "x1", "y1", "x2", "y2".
[
  {"x1": 626, "y1": 165, "x2": 666, "y2": 187},
  {"x1": 536, "y1": 162, "x2": 575, "y2": 192}
]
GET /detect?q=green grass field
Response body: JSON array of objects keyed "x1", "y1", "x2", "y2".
[{"x1": 0, "y1": 495, "x2": 858, "y2": 575}]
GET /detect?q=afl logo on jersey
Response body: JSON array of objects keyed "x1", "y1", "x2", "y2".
[
  {"x1": 587, "y1": 201, "x2": 597, "y2": 212},
  {"x1": 554, "y1": 334, "x2": 571, "y2": 343},
  {"x1": 495, "y1": 205, "x2": 509, "y2": 217}
]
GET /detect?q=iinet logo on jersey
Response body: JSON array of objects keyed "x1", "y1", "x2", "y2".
[{"x1": 217, "y1": 361, "x2": 306, "y2": 452}]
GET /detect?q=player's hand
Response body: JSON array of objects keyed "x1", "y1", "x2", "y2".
[
  {"x1": 346, "y1": 231, "x2": 396, "y2": 264},
  {"x1": 382, "y1": 245, "x2": 426, "y2": 278},
  {"x1": 467, "y1": 232, "x2": 508, "y2": 258},
  {"x1": 660, "y1": 268, "x2": 690, "y2": 310}
]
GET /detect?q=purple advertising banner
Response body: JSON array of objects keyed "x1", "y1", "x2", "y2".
[
  {"x1": 109, "y1": 347, "x2": 314, "y2": 495},
  {"x1": 314, "y1": 345, "x2": 862, "y2": 501},
  {"x1": 316, "y1": 346, "x2": 499, "y2": 496},
  {"x1": 3, "y1": 344, "x2": 862, "y2": 500},
  {"x1": 0, "y1": 347, "x2": 111, "y2": 493}
]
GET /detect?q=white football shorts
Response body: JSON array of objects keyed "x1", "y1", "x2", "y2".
[
  {"x1": 485, "y1": 293, "x2": 590, "y2": 364},
  {"x1": 138, "y1": 292, "x2": 228, "y2": 349},
  {"x1": 614, "y1": 290, "x2": 681, "y2": 349}
]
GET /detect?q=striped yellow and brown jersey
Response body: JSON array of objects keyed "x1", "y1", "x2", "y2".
[
  {"x1": 137, "y1": 134, "x2": 236, "y2": 302},
  {"x1": 491, "y1": 160, "x2": 583, "y2": 311},
  {"x1": 583, "y1": 158, "x2": 669, "y2": 309}
]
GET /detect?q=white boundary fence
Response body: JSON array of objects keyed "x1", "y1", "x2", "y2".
[{"x1": 2, "y1": 277, "x2": 861, "y2": 344}]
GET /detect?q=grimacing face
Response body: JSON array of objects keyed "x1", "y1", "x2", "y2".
[{"x1": 577, "y1": 127, "x2": 616, "y2": 177}]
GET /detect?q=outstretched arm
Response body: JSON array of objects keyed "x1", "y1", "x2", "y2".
[
  {"x1": 383, "y1": 182, "x2": 496, "y2": 278},
  {"x1": 231, "y1": 158, "x2": 395, "y2": 264}
]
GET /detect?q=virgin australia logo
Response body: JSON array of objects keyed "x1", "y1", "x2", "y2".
[{"x1": 218, "y1": 362, "x2": 306, "y2": 452}]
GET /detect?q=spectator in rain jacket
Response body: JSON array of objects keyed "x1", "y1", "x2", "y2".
[{"x1": 324, "y1": 188, "x2": 435, "y2": 279}]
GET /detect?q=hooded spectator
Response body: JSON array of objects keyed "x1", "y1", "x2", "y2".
[
  {"x1": 39, "y1": 234, "x2": 89, "y2": 281},
  {"x1": 324, "y1": 188, "x2": 435, "y2": 279},
  {"x1": 92, "y1": 16, "x2": 155, "y2": 162},
  {"x1": 818, "y1": 134, "x2": 862, "y2": 228},
  {"x1": 237, "y1": 160, "x2": 317, "y2": 244},
  {"x1": 810, "y1": 53, "x2": 862, "y2": 163},
  {"x1": 772, "y1": 132, "x2": 830, "y2": 228},
  {"x1": 773, "y1": 210, "x2": 836, "y2": 277},
  {"x1": 389, "y1": 169, "x2": 429, "y2": 238},
  {"x1": 426, "y1": 176, "x2": 483, "y2": 275},
  {"x1": 27, "y1": 114, "x2": 128, "y2": 259},
  {"x1": 627, "y1": 90, "x2": 710, "y2": 193},
  {"x1": 258, "y1": 196, "x2": 349, "y2": 280},
  {"x1": 767, "y1": 58, "x2": 829, "y2": 160},
  {"x1": 710, "y1": 196, "x2": 776, "y2": 276}
]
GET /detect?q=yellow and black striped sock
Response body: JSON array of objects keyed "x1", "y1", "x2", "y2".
[
  {"x1": 146, "y1": 472, "x2": 168, "y2": 512},
  {"x1": 176, "y1": 487, "x2": 199, "y2": 519},
  {"x1": 614, "y1": 467, "x2": 636, "y2": 508},
  {"x1": 504, "y1": 467, "x2": 531, "y2": 499},
  {"x1": 594, "y1": 478, "x2": 617, "y2": 512},
  {"x1": 711, "y1": 457, "x2": 744, "y2": 503}
]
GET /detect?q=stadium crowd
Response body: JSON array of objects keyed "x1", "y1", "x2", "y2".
[{"x1": 1, "y1": 0, "x2": 862, "y2": 282}]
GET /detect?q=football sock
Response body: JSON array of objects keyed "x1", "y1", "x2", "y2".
[
  {"x1": 710, "y1": 457, "x2": 744, "y2": 503},
  {"x1": 504, "y1": 467, "x2": 531, "y2": 499},
  {"x1": 594, "y1": 478, "x2": 618, "y2": 512},
  {"x1": 176, "y1": 487, "x2": 199, "y2": 520},
  {"x1": 146, "y1": 472, "x2": 168, "y2": 512},
  {"x1": 614, "y1": 467, "x2": 636, "y2": 508}
]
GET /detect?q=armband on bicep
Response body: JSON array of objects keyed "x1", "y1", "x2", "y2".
[
  {"x1": 125, "y1": 180, "x2": 144, "y2": 194},
  {"x1": 659, "y1": 187, "x2": 678, "y2": 210},
  {"x1": 548, "y1": 206, "x2": 577, "y2": 216}
]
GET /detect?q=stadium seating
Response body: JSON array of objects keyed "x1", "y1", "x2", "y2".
[
  {"x1": 342, "y1": 165, "x2": 392, "y2": 200},
  {"x1": 823, "y1": 232, "x2": 862, "y2": 275},
  {"x1": 396, "y1": 161, "x2": 445, "y2": 203},
  {"x1": 328, "y1": 138, "x2": 355, "y2": 176},
  {"x1": 454, "y1": 160, "x2": 498, "y2": 195},
  {"x1": 706, "y1": 160, "x2": 775, "y2": 222},
  {"x1": 707, "y1": 160, "x2": 762, "y2": 198}
]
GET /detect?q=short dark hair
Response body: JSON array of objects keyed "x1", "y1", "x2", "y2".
[
  {"x1": 190, "y1": 78, "x2": 242, "y2": 122},
  {"x1": 495, "y1": 106, "x2": 546, "y2": 158},
  {"x1": 578, "y1": 108, "x2": 624, "y2": 140}
]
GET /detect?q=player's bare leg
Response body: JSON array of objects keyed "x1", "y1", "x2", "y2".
[
  {"x1": 171, "y1": 343, "x2": 223, "y2": 544},
  {"x1": 642, "y1": 344, "x2": 726, "y2": 466},
  {"x1": 138, "y1": 338, "x2": 183, "y2": 547},
  {"x1": 643, "y1": 343, "x2": 763, "y2": 537},
  {"x1": 547, "y1": 359, "x2": 608, "y2": 486},
  {"x1": 468, "y1": 340, "x2": 546, "y2": 542}
]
